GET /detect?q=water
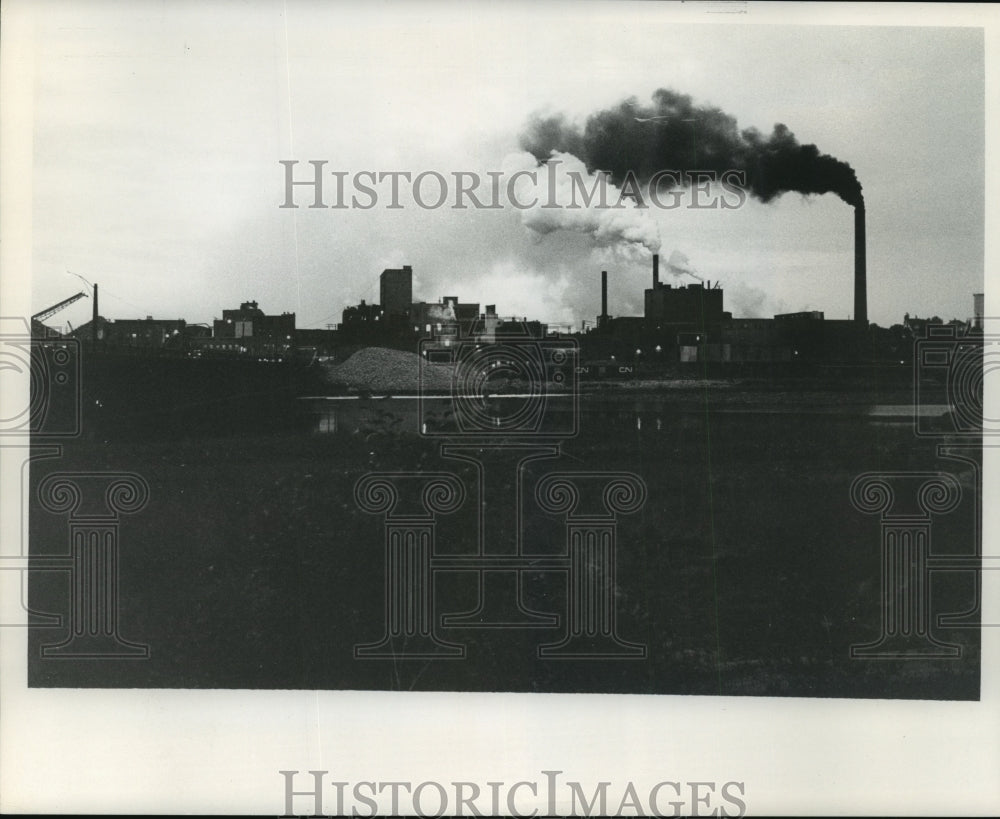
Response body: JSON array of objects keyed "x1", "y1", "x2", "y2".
[{"x1": 300, "y1": 394, "x2": 953, "y2": 436}]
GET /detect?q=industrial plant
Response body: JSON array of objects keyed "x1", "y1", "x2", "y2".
[{"x1": 31, "y1": 242, "x2": 979, "y2": 378}]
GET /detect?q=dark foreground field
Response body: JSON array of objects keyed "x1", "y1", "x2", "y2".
[{"x1": 28, "y1": 380, "x2": 981, "y2": 699}]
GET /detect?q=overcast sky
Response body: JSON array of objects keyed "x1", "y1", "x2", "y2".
[{"x1": 25, "y1": 1, "x2": 985, "y2": 330}]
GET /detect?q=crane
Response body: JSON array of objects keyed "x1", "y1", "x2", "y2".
[{"x1": 31, "y1": 291, "x2": 89, "y2": 323}]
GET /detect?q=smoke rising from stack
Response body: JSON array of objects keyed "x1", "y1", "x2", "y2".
[
  {"x1": 520, "y1": 88, "x2": 864, "y2": 208},
  {"x1": 521, "y1": 89, "x2": 868, "y2": 324},
  {"x1": 665, "y1": 249, "x2": 699, "y2": 280},
  {"x1": 505, "y1": 150, "x2": 661, "y2": 255}
]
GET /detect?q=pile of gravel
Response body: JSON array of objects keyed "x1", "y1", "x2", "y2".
[{"x1": 324, "y1": 347, "x2": 453, "y2": 394}]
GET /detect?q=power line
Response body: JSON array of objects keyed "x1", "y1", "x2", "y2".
[
  {"x1": 301, "y1": 311, "x2": 341, "y2": 328},
  {"x1": 66, "y1": 270, "x2": 156, "y2": 317},
  {"x1": 66, "y1": 270, "x2": 93, "y2": 289}
]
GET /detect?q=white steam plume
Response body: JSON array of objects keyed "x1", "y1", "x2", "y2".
[{"x1": 502, "y1": 151, "x2": 661, "y2": 255}]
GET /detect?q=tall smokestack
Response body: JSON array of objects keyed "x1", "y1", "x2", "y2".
[
  {"x1": 854, "y1": 206, "x2": 867, "y2": 325},
  {"x1": 92, "y1": 283, "x2": 99, "y2": 351},
  {"x1": 653, "y1": 253, "x2": 659, "y2": 288},
  {"x1": 601, "y1": 270, "x2": 608, "y2": 319}
]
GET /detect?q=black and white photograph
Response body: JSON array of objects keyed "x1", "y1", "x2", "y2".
[{"x1": 2, "y1": 1, "x2": 998, "y2": 815}]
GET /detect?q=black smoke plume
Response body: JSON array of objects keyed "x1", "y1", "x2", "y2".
[{"x1": 520, "y1": 88, "x2": 863, "y2": 208}]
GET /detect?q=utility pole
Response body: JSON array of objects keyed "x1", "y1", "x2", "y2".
[{"x1": 67, "y1": 271, "x2": 98, "y2": 352}]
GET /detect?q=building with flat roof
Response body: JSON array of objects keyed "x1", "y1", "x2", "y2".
[
  {"x1": 380, "y1": 265, "x2": 413, "y2": 320},
  {"x1": 205, "y1": 300, "x2": 296, "y2": 358}
]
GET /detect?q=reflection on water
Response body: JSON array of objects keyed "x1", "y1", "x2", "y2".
[
  {"x1": 869, "y1": 404, "x2": 950, "y2": 417},
  {"x1": 301, "y1": 396, "x2": 953, "y2": 437}
]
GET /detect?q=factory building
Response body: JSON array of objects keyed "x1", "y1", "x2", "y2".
[
  {"x1": 586, "y1": 254, "x2": 727, "y2": 362},
  {"x1": 411, "y1": 295, "x2": 480, "y2": 343},
  {"x1": 722, "y1": 319, "x2": 791, "y2": 362},
  {"x1": 476, "y1": 304, "x2": 501, "y2": 343},
  {"x1": 202, "y1": 300, "x2": 296, "y2": 358},
  {"x1": 68, "y1": 316, "x2": 192, "y2": 352},
  {"x1": 340, "y1": 264, "x2": 423, "y2": 349},
  {"x1": 217, "y1": 302, "x2": 296, "y2": 342},
  {"x1": 644, "y1": 253, "x2": 725, "y2": 343},
  {"x1": 380, "y1": 265, "x2": 413, "y2": 321},
  {"x1": 336, "y1": 299, "x2": 384, "y2": 347},
  {"x1": 213, "y1": 300, "x2": 296, "y2": 342},
  {"x1": 342, "y1": 261, "x2": 552, "y2": 352},
  {"x1": 585, "y1": 253, "x2": 872, "y2": 366},
  {"x1": 716, "y1": 309, "x2": 864, "y2": 365},
  {"x1": 341, "y1": 299, "x2": 382, "y2": 326},
  {"x1": 107, "y1": 317, "x2": 188, "y2": 350},
  {"x1": 492, "y1": 317, "x2": 548, "y2": 340},
  {"x1": 644, "y1": 283, "x2": 725, "y2": 336},
  {"x1": 412, "y1": 299, "x2": 549, "y2": 357}
]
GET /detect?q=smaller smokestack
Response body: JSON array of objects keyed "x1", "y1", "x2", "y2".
[
  {"x1": 92, "y1": 283, "x2": 98, "y2": 351},
  {"x1": 653, "y1": 253, "x2": 659, "y2": 288},
  {"x1": 601, "y1": 271, "x2": 608, "y2": 319}
]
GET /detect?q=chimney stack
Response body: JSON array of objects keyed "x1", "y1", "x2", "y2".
[
  {"x1": 601, "y1": 270, "x2": 608, "y2": 320},
  {"x1": 92, "y1": 283, "x2": 99, "y2": 351},
  {"x1": 854, "y1": 206, "x2": 867, "y2": 325},
  {"x1": 653, "y1": 253, "x2": 659, "y2": 288}
]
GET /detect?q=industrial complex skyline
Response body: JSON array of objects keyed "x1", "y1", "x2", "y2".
[
  {"x1": 5, "y1": 6, "x2": 998, "y2": 817},
  {"x1": 23, "y1": 6, "x2": 985, "y2": 333},
  {"x1": 42, "y1": 254, "x2": 982, "y2": 376}
]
